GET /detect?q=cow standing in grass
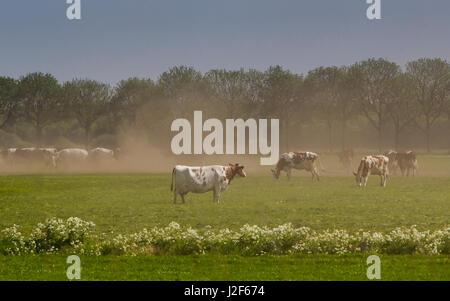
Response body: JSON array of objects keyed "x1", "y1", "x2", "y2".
[
  {"x1": 271, "y1": 151, "x2": 322, "y2": 181},
  {"x1": 384, "y1": 150, "x2": 417, "y2": 176},
  {"x1": 171, "y1": 164, "x2": 246, "y2": 203},
  {"x1": 396, "y1": 150, "x2": 418, "y2": 177},
  {"x1": 353, "y1": 155, "x2": 389, "y2": 187},
  {"x1": 384, "y1": 150, "x2": 399, "y2": 175}
]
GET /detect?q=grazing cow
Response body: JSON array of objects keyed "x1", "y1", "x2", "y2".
[
  {"x1": 56, "y1": 148, "x2": 89, "y2": 168},
  {"x1": 353, "y1": 155, "x2": 389, "y2": 187},
  {"x1": 337, "y1": 149, "x2": 354, "y2": 172},
  {"x1": 396, "y1": 150, "x2": 418, "y2": 176},
  {"x1": 171, "y1": 163, "x2": 246, "y2": 203},
  {"x1": 271, "y1": 151, "x2": 322, "y2": 181}
]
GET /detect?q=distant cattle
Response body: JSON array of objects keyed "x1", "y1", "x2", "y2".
[
  {"x1": 353, "y1": 155, "x2": 389, "y2": 187},
  {"x1": 4, "y1": 147, "x2": 56, "y2": 169},
  {"x1": 89, "y1": 147, "x2": 115, "y2": 162},
  {"x1": 55, "y1": 148, "x2": 88, "y2": 168},
  {"x1": 396, "y1": 150, "x2": 418, "y2": 176},
  {"x1": 338, "y1": 149, "x2": 354, "y2": 171},
  {"x1": 271, "y1": 152, "x2": 322, "y2": 181},
  {"x1": 171, "y1": 164, "x2": 246, "y2": 203},
  {"x1": 383, "y1": 150, "x2": 399, "y2": 174},
  {"x1": 383, "y1": 150, "x2": 417, "y2": 176}
]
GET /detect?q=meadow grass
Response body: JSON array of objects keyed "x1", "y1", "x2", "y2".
[
  {"x1": 0, "y1": 254, "x2": 448, "y2": 281},
  {"x1": 0, "y1": 173, "x2": 448, "y2": 234}
]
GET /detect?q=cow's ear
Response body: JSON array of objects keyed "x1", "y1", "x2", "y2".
[{"x1": 352, "y1": 171, "x2": 357, "y2": 176}]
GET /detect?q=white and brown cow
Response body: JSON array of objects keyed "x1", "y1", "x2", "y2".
[
  {"x1": 271, "y1": 151, "x2": 322, "y2": 181},
  {"x1": 353, "y1": 155, "x2": 389, "y2": 187},
  {"x1": 170, "y1": 164, "x2": 246, "y2": 203}
]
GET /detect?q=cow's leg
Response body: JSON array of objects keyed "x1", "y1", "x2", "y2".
[
  {"x1": 286, "y1": 169, "x2": 291, "y2": 181},
  {"x1": 364, "y1": 176, "x2": 369, "y2": 187},
  {"x1": 181, "y1": 193, "x2": 186, "y2": 204},
  {"x1": 173, "y1": 190, "x2": 178, "y2": 204},
  {"x1": 213, "y1": 188, "x2": 220, "y2": 203},
  {"x1": 383, "y1": 174, "x2": 387, "y2": 187},
  {"x1": 314, "y1": 167, "x2": 320, "y2": 181}
]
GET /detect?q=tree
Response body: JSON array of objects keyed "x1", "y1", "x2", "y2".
[
  {"x1": 63, "y1": 79, "x2": 111, "y2": 148},
  {"x1": 259, "y1": 66, "x2": 305, "y2": 152},
  {"x1": 0, "y1": 77, "x2": 19, "y2": 130},
  {"x1": 386, "y1": 74, "x2": 418, "y2": 149},
  {"x1": 305, "y1": 66, "x2": 344, "y2": 151},
  {"x1": 158, "y1": 66, "x2": 208, "y2": 115},
  {"x1": 112, "y1": 77, "x2": 155, "y2": 126},
  {"x1": 349, "y1": 58, "x2": 400, "y2": 151},
  {"x1": 406, "y1": 58, "x2": 450, "y2": 153},
  {"x1": 19, "y1": 73, "x2": 62, "y2": 146},
  {"x1": 204, "y1": 69, "x2": 250, "y2": 117}
]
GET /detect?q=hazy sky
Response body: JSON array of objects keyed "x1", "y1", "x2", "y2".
[{"x1": 1, "y1": 0, "x2": 449, "y2": 84}]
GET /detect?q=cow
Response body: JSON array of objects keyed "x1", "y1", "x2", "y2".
[
  {"x1": 271, "y1": 151, "x2": 322, "y2": 181},
  {"x1": 89, "y1": 147, "x2": 115, "y2": 162},
  {"x1": 9, "y1": 147, "x2": 56, "y2": 169},
  {"x1": 170, "y1": 163, "x2": 246, "y2": 204},
  {"x1": 337, "y1": 149, "x2": 354, "y2": 172},
  {"x1": 396, "y1": 150, "x2": 418, "y2": 176},
  {"x1": 353, "y1": 155, "x2": 389, "y2": 187},
  {"x1": 383, "y1": 150, "x2": 417, "y2": 176},
  {"x1": 55, "y1": 148, "x2": 89, "y2": 169}
]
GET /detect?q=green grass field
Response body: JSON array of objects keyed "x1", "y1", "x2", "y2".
[
  {"x1": 0, "y1": 154, "x2": 449, "y2": 280},
  {"x1": 1, "y1": 254, "x2": 448, "y2": 281}
]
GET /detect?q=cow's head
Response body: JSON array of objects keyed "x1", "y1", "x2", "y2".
[
  {"x1": 271, "y1": 168, "x2": 280, "y2": 180},
  {"x1": 353, "y1": 171, "x2": 362, "y2": 187},
  {"x1": 229, "y1": 163, "x2": 246, "y2": 178}
]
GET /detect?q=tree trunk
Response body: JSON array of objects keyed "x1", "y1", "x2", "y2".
[
  {"x1": 84, "y1": 127, "x2": 90, "y2": 150},
  {"x1": 394, "y1": 128, "x2": 400, "y2": 150},
  {"x1": 36, "y1": 126, "x2": 42, "y2": 147},
  {"x1": 341, "y1": 119, "x2": 346, "y2": 151},
  {"x1": 424, "y1": 116, "x2": 432, "y2": 153},
  {"x1": 327, "y1": 121, "x2": 333, "y2": 152}
]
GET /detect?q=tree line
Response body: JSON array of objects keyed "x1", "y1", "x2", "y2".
[{"x1": 0, "y1": 57, "x2": 449, "y2": 153}]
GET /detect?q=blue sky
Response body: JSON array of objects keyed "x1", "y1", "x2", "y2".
[{"x1": 0, "y1": 0, "x2": 449, "y2": 84}]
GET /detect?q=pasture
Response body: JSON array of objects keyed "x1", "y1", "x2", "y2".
[{"x1": 0, "y1": 154, "x2": 449, "y2": 280}]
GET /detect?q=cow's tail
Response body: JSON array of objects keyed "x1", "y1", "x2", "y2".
[{"x1": 170, "y1": 167, "x2": 175, "y2": 191}]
